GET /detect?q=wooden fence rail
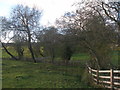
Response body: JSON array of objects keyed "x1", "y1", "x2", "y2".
[{"x1": 87, "y1": 66, "x2": 120, "y2": 90}]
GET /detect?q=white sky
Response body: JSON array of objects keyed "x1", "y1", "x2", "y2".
[{"x1": 0, "y1": 0, "x2": 80, "y2": 26}]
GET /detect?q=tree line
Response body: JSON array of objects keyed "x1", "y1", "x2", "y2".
[{"x1": 0, "y1": 0, "x2": 120, "y2": 69}]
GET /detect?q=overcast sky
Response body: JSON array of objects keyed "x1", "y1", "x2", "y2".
[{"x1": 0, "y1": 0, "x2": 80, "y2": 26}]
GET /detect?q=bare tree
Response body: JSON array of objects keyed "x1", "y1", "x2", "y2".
[
  {"x1": 0, "y1": 17, "x2": 18, "y2": 60},
  {"x1": 56, "y1": 3, "x2": 116, "y2": 69},
  {"x1": 61, "y1": 35, "x2": 74, "y2": 65},
  {"x1": 12, "y1": 31, "x2": 25, "y2": 60},
  {"x1": 56, "y1": 12, "x2": 81, "y2": 65},
  {"x1": 79, "y1": 0, "x2": 119, "y2": 45},
  {"x1": 38, "y1": 26, "x2": 59, "y2": 63},
  {"x1": 101, "y1": 2, "x2": 120, "y2": 27},
  {"x1": 1, "y1": 5, "x2": 42, "y2": 63},
  {"x1": 100, "y1": 1, "x2": 120, "y2": 55},
  {"x1": 73, "y1": 0, "x2": 117, "y2": 69}
]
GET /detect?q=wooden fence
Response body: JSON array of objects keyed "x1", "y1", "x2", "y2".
[{"x1": 87, "y1": 66, "x2": 120, "y2": 90}]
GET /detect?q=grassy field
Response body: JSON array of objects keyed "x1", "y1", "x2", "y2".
[
  {"x1": 1, "y1": 46, "x2": 119, "y2": 67},
  {"x1": 2, "y1": 60, "x2": 93, "y2": 88},
  {"x1": 1, "y1": 47, "x2": 31, "y2": 58},
  {"x1": 1, "y1": 48, "x2": 90, "y2": 61},
  {"x1": 1, "y1": 47, "x2": 93, "y2": 88},
  {"x1": 71, "y1": 53, "x2": 90, "y2": 61},
  {"x1": 111, "y1": 51, "x2": 119, "y2": 67},
  {"x1": 1, "y1": 46, "x2": 119, "y2": 88}
]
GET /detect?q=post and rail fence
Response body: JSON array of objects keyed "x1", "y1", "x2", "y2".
[{"x1": 87, "y1": 66, "x2": 120, "y2": 90}]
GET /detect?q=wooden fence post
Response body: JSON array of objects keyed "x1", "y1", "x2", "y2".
[
  {"x1": 110, "y1": 69, "x2": 114, "y2": 90},
  {"x1": 90, "y1": 68, "x2": 92, "y2": 76},
  {"x1": 97, "y1": 69, "x2": 99, "y2": 84}
]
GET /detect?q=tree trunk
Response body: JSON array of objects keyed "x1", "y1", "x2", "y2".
[
  {"x1": 28, "y1": 34, "x2": 36, "y2": 63},
  {"x1": 27, "y1": 28, "x2": 36, "y2": 63},
  {"x1": 89, "y1": 49, "x2": 100, "y2": 69},
  {"x1": 18, "y1": 48, "x2": 24, "y2": 60},
  {"x1": 83, "y1": 40, "x2": 100, "y2": 69},
  {"x1": 1, "y1": 43, "x2": 18, "y2": 60}
]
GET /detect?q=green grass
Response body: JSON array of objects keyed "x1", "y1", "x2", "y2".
[
  {"x1": 1, "y1": 46, "x2": 119, "y2": 67},
  {"x1": 1, "y1": 46, "x2": 90, "y2": 60},
  {"x1": 71, "y1": 53, "x2": 90, "y2": 61},
  {"x1": 111, "y1": 51, "x2": 120, "y2": 67},
  {"x1": 2, "y1": 60, "x2": 92, "y2": 88},
  {"x1": 1, "y1": 47, "x2": 11, "y2": 58},
  {"x1": 2, "y1": 47, "x2": 119, "y2": 88},
  {"x1": 1, "y1": 46, "x2": 31, "y2": 58},
  {"x1": 1, "y1": 46, "x2": 119, "y2": 68},
  {"x1": 52, "y1": 53, "x2": 90, "y2": 62}
]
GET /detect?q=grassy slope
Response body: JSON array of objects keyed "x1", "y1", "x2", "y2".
[
  {"x1": 1, "y1": 47, "x2": 31, "y2": 58},
  {"x1": 1, "y1": 47, "x2": 90, "y2": 61},
  {"x1": 71, "y1": 53, "x2": 90, "y2": 60},
  {"x1": 111, "y1": 51, "x2": 119, "y2": 67},
  {"x1": 2, "y1": 60, "x2": 92, "y2": 88}
]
